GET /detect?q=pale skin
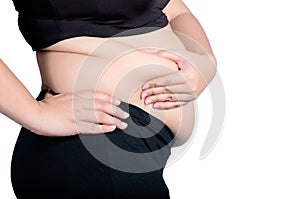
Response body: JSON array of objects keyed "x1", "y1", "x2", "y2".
[
  {"x1": 142, "y1": 0, "x2": 217, "y2": 109},
  {"x1": 0, "y1": 0, "x2": 216, "y2": 145}
]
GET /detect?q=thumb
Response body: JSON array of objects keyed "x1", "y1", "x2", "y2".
[
  {"x1": 156, "y1": 50, "x2": 183, "y2": 63},
  {"x1": 156, "y1": 50, "x2": 185, "y2": 70}
]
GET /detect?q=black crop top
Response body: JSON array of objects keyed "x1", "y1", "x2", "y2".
[{"x1": 12, "y1": 0, "x2": 170, "y2": 51}]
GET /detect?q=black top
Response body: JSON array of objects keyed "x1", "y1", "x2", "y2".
[{"x1": 12, "y1": 0, "x2": 170, "y2": 51}]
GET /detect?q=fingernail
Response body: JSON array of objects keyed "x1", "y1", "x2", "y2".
[
  {"x1": 153, "y1": 103, "x2": 160, "y2": 108},
  {"x1": 121, "y1": 122, "x2": 128, "y2": 129},
  {"x1": 123, "y1": 112, "x2": 130, "y2": 118},
  {"x1": 145, "y1": 99, "x2": 152, "y2": 105},
  {"x1": 113, "y1": 99, "x2": 121, "y2": 105},
  {"x1": 141, "y1": 92, "x2": 148, "y2": 100},
  {"x1": 142, "y1": 84, "x2": 150, "y2": 90},
  {"x1": 109, "y1": 125, "x2": 116, "y2": 130}
]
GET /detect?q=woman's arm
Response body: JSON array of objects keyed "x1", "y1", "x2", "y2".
[
  {"x1": 0, "y1": 59, "x2": 129, "y2": 136},
  {"x1": 140, "y1": 0, "x2": 217, "y2": 109},
  {"x1": 163, "y1": 0, "x2": 217, "y2": 64},
  {"x1": 0, "y1": 59, "x2": 40, "y2": 129}
]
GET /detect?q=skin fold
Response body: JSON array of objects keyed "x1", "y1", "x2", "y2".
[{"x1": 0, "y1": 0, "x2": 216, "y2": 146}]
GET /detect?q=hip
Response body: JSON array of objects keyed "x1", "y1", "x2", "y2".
[{"x1": 11, "y1": 93, "x2": 175, "y2": 198}]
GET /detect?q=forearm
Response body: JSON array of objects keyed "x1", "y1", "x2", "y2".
[
  {"x1": 165, "y1": 2, "x2": 218, "y2": 97},
  {"x1": 169, "y1": 12, "x2": 217, "y2": 65},
  {"x1": 0, "y1": 59, "x2": 39, "y2": 130}
]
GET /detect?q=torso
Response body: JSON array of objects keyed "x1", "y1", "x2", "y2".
[{"x1": 37, "y1": 24, "x2": 195, "y2": 145}]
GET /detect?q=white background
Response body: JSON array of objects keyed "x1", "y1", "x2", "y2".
[{"x1": 1, "y1": 0, "x2": 300, "y2": 198}]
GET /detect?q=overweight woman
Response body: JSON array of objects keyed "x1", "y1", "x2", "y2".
[{"x1": 0, "y1": 0, "x2": 217, "y2": 198}]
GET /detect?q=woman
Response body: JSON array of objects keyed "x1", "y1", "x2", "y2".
[{"x1": 1, "y1": 0, "x2": 217, "y2": 198}]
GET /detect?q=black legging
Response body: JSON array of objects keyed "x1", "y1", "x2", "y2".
[{"x1": 11, "y1": 89, "x2": 175, "y2": 199}]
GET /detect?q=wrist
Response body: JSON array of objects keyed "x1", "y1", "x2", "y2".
[{"x1": 21, "y1": 100, "x2": 44, "y2": 135}]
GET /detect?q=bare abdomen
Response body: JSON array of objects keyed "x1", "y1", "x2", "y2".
[{"x1": 37, "y1": 29, "x2": 195, "y2": 145}]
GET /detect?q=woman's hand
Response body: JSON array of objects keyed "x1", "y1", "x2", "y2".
[
  {"x1": 30, "y1": 90, "x2": 130, "y2": 136},
  {"x1": 140, "y1": 49, "x2": 216, "y2": 110}
]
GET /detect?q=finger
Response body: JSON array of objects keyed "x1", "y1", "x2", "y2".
[
  {"x1": 147, "y1": 93, "x2": 195, "y2": 104},
  {"x1": 145, "y1": 93, "x2": 195, "y2": 105},
  {"x1": 152, "y1": 101, "x2": 188, "y2": 110},
  {"x1": 76, "y1": 110, "x2": 128, "y2": 130},
  {"x1": 144, "y1": 93, "x2": 178, "y2": 105},
  {"x1": 141, "y1": 84, "x2": 193, "y2": 100},
  {"x1": 76, "y1": 121, "x2": 117, "y2": 134},
  {"x1": 142, "y1": 71, "x2": 187, "y2": 90},
  {"x1": 141, "y1": 86, "x2": 172, "y2": 100},
  {"x1": 83, "y1": 101, "x2": 130, "y2": 119},
  {"x1": 94, "y1": 92, "x2": 122, "y2": 106},
  {"x1": 156, "y1": 50, "x2": 184, "y2": 62}
]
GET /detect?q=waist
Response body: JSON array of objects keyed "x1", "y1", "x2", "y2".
[
  {"x1": 38, "y1": 25, "x2": 183, "y2": 113},
  {"x1": 38, "y1": 45, "x2": 180, "y2": 112},
  {"x1": 36, "y1": 26, "x2": 195, "y2": 141}
]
